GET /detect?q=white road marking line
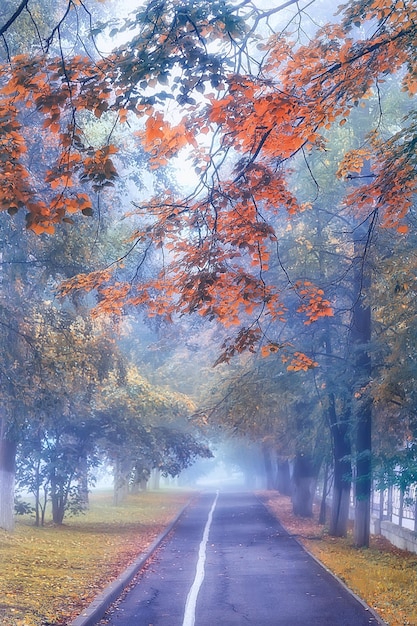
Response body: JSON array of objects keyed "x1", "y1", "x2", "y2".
[{"x1": 182, "y1": 491, "x2": 219, "y2": 626}]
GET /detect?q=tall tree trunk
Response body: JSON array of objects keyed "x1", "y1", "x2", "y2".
[
  {"x1": 0, "y1": 215, "x2": 29, "y2": 532},
  {"x1": 353, "y1": 391, "x2": 372, "y2": 547},
  {"x1": 130, "y1": 463, "x2": 150, "y2": 493},
  {"x1": 262, "y1": 441, "x2": 277, "y2": 490},
  {"x1": 330, "y1": 453, "x2": 352, "y2": 535},
  {"x1": 0, "y1": 417, "x2": 17, "y2": 532},
  {"x1": 50, "y1": 470, "x2": 66, "y2": 525},
  {"x1": 323, "y1": 319, "x2": 352, "y2": 538},
  {"x1": 352, "y1": 232, "x2": 372, "y2": 548},
  {"x1": 150, "y1": 468, "x2": 161, "y2": 490},
  {"x1": 51, "y1": 492, "x2": 66, "y2": 524},
  {"x1": 291, "y1": 452, "x2": 319, "y2": 517},
  {"x1": 113, "y1": 456, "x2": 131, "y2": 506},
  {"x1": 77, "y1": 452, "x2": 90, "y2": 510},
  {"x1": 40, "y1": 484, "x2": 48, "y2": 527},
  {"x1": 34, "y1": 456, "x2": 41, "y2": 527},
  {"x1": 319, "y1": 461, "x2": 330, "y2": 525},
  {"x1": 329, "y1": 411, "x2": 352, "y2": 537},
  {"x1": 277, "y1": 459, "x2": 292, "y2": 496}
]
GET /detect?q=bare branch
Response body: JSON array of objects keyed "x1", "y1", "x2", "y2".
[{"x1": 0, "y1": 0, "x2": 29, "y2": 37}]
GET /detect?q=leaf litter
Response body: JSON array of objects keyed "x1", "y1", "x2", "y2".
[
  {"x1": 0, "y1": 490, "x2": 192, "y2": 626},
  {"x1": 259, "y1": 491, "x2": 417, "y2": 626}
]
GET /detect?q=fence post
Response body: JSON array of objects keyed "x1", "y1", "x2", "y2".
[
  {"x1": 387, "y1": 486, "x2": 393, "y2": 522},
  {"x1": 414, "y1": 490, "x2": 417, "y2": 533},
  {"x1": 399, "y1": 488, "x2": 404, "y2": 528}
]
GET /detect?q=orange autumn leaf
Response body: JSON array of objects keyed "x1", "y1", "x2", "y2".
[
  {"x1": 287, "y1": 352, "x2": 318, "y2": 372},
  {"x1": 397, "y1": 224, "x2": 409, "y2": 234}
]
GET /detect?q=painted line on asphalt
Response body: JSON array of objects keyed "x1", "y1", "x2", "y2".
[
  {"x1": 69, "y1": 498, "x2": 195, "y2": 626},
  {"x1": 182, "y1": 491, "x2": 219, "y2": 626}
]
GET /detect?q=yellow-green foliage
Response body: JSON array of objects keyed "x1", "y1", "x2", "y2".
[{"x1": 0, "y1": 491, "x2": 192, "y2": 626}]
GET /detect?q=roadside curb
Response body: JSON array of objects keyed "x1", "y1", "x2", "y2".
[
  {"x1": 70, "y1": 499, "x2": 193, "y2": 626},
  {"x1": 256, "y1": 494, "x2": 388, "y2": 626},
  {"x1": 289, "y1": 533, "x2": 388, "y2": 625}
]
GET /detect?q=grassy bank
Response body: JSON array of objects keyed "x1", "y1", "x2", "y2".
[
  {"x1": 260, "y1": 491, "x2": 417, "y2": 626},
  {"x1": 0, "y1": 490, "x2": 193, "y2": 626}
]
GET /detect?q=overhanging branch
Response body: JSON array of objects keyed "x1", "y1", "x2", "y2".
[{"x1": 0, "y1": 0, "x2": 29, "y2": 37}]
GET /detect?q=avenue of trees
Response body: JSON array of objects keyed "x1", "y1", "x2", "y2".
[{"x1": 0, "y1": 0, "x2": 416, "y2": 548}]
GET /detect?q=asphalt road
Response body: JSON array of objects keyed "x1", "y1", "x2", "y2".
[{"x1": 98, "y1": 491, "x2": 383, "y2": 626}]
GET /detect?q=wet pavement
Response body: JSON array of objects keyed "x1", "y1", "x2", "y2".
[{"x1": 90, "y1": 491, "x2": 384, "y2": 626}]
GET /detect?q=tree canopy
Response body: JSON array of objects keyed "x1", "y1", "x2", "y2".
[{"x1": 1, "y1": 0, "x2": 413, "y2": 363}]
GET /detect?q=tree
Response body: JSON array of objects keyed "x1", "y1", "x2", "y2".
[
  {"x1": 14, "y1": 303, "x2": 117, "y2": 525},
  {"x1": 0, "y1": 0, "x2": 204, "y2": 528},
  {"x1": 1, "y1": 0, "x2": 415, "y2": 325},
  {"x1": 204, "y1": 348, "x2": 327, "y2": 516},
  {"x1": 0, "y1": 214, "x2": 49, "y2": 532},
  {"x1": 94, "y1": 363, "x2": 209, "y2": 504},
  {"x1": 1, "y1": 0, "x2": 417, "y2": 547},
  {"x1": 366, "y1": 213, "x2": 417, "y2": 501}
]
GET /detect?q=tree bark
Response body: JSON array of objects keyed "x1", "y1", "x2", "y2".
[
  {"x1": 319, "y1": 462, "x2": 330, "y2": 525},
  {"x1": 330, "y1": 469, "x2": 352, "y2": 536},
  {"x1": 322, "y1": 313, "x2": 352, "y2": 537},
  {"x1": 113, "y1": 456, "x2": 131, "y2": 505},
  {"x1": 0, "y1": 418, "x2": 17, "y2": 532},
  {"x1": 354, "y1": 394, "x2": 372, "y2": 547},
  {"x1": 277, "y1": 459, "x2": 292, "y2": 496},
  {"x1": 352, "y1": 232, "x2": 372, "y2": 548},
  {"x1": 50, "y1": 468, "x2": 67, "y2": 525},
  {"x1": 77, "y1": 452, "x2": 90, "y2": 510},
  {"x1": 262, "y1": 441, "x2": 277, "y2": 490},
  {"x1": 291, "y1": 452, "x2": 319, "y2": 517},
  {"x1": 34, "y1": 456, "x2": 41, "y2": 527},
  {"x1": 150, "y1": 468, "x2": 161, "y2": 490},
  {"x1": 329, "y1": 417, "x2": 352, "y2": 537},
  {"x1": 51, "y1": 492, "x2": 65, "y2": 524}
]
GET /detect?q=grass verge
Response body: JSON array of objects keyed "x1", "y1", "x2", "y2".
[
  {"x1": 0, "y1": 490, "x2": 193, "y2": 626},
  {"x1": 259, "y1": 491, "x2": 417, "y2": 626}
]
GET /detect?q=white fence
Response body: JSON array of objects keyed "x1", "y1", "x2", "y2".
[
  {"x1": 371, "y1": 484, "x2": 417, "y2": 532},
  {"x1": 323, "y1": 479, "x2": 417, "y2": 552}
]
